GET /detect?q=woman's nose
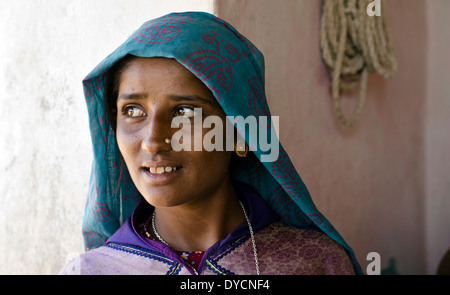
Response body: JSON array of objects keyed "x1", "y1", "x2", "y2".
[{"x1": 141, "y1": 114, "x2": 172, "y2": 154}]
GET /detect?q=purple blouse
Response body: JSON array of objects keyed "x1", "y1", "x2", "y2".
[{"x1": 60, "y1": 182, "x2": 356, "y2": 275}]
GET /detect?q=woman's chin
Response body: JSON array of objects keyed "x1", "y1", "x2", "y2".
[{"x1": 140, "y1": 188, "x2": 190, "y2": 208}]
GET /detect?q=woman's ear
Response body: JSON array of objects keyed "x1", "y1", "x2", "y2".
[{"x1": 233, "y1": 131, "x2": 248, "y2": 158}]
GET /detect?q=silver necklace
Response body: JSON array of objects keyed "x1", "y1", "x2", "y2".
[{"x1": 151, "y1": 200, "x2": 260, "y2": 275}]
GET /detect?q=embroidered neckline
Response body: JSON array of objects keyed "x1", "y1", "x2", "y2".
[{"x1": 139, "y1": 222, "x2": 205, "y2": 270}]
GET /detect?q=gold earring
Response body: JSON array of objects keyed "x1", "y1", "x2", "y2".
[
  {"x1": 164, "y1": 138, "x2": 171, "y2": 144},
  {"x1": 234, "y1": 140, "x2": 248, "y2": 157}
]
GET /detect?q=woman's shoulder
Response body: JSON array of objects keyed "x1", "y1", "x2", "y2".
[
  {"x1": 258, "y1": 221, "x2": 344, "y2": 249},
  {"x1": 254, "y1": 221, "x2": 356, "y2": 275},
  {"x1": 59, "y1": 244, "x2": 164, "y2": 275},
  {"x1": 59, "y1": 245, "x2": 132, "y2": 275},
  {"x1": 59, "y1": 246, "x2": 108, "y2": 275}
]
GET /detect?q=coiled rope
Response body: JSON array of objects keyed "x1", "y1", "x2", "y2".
[{"x1": 320, "y1": 0, "x2": 397, "y2": 127}]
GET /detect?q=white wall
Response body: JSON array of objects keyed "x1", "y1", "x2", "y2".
[{"x1": 0, "y1": 0, "x2": 214, "y2": 275}]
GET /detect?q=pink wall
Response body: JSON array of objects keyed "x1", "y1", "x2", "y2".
[
  {"x1": 425, "y1": 0, "x2": 450, "y2": 275},
  {"x1": 216, "y1": 0, "x2": 444, "y2": 274}
]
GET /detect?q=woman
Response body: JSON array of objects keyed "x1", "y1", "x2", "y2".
[{"x1": 60, "y1": 12, "x2": 361, "y2": 275}]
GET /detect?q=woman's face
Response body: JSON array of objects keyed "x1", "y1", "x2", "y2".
[{"x1": 115, "y1": 57, "x2": 232, "y2": 208}]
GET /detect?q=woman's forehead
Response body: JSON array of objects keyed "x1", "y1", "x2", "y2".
[{"x1": 123, "y1": 57, "x2": 197, "y2": 80}]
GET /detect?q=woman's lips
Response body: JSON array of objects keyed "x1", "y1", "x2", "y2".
[{"x1": 140, "y1": 165, "x2": 183, "y2": 185}]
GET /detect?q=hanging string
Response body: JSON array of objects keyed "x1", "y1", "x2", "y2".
[{"x1": 320, "y1": 0, "x2": 397, "y2": 127}]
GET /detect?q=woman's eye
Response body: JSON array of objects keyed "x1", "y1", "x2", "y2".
[
  {"x1": 174, "y1": 106, "x2": 198, "y2": 118},
  {"x1": 124, "y1": 106, "x2": 146, "y2": 118}
]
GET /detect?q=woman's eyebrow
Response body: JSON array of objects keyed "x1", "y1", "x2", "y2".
[
  {"x1": 117, "y1": 93, "x2": 213, "y2": 105},
  {"x1": 168, "y1": 94, "x2": 213, "y2": 105},
  {"x1": 117, "y1": 92, "x2": 148, "y2": 102}
]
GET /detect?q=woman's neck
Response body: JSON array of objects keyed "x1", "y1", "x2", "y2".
[{"x1": 152, "y1": 178, "x2": 245, "y2": 252}]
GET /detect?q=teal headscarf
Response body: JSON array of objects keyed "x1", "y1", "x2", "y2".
[{"x1": 81, "y1": 12, "x2": 362, "y2": 274}]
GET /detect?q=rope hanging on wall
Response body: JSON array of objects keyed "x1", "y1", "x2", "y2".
[{"x1": 320, "y1": 0, "x2": 397, "y2": 127}]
